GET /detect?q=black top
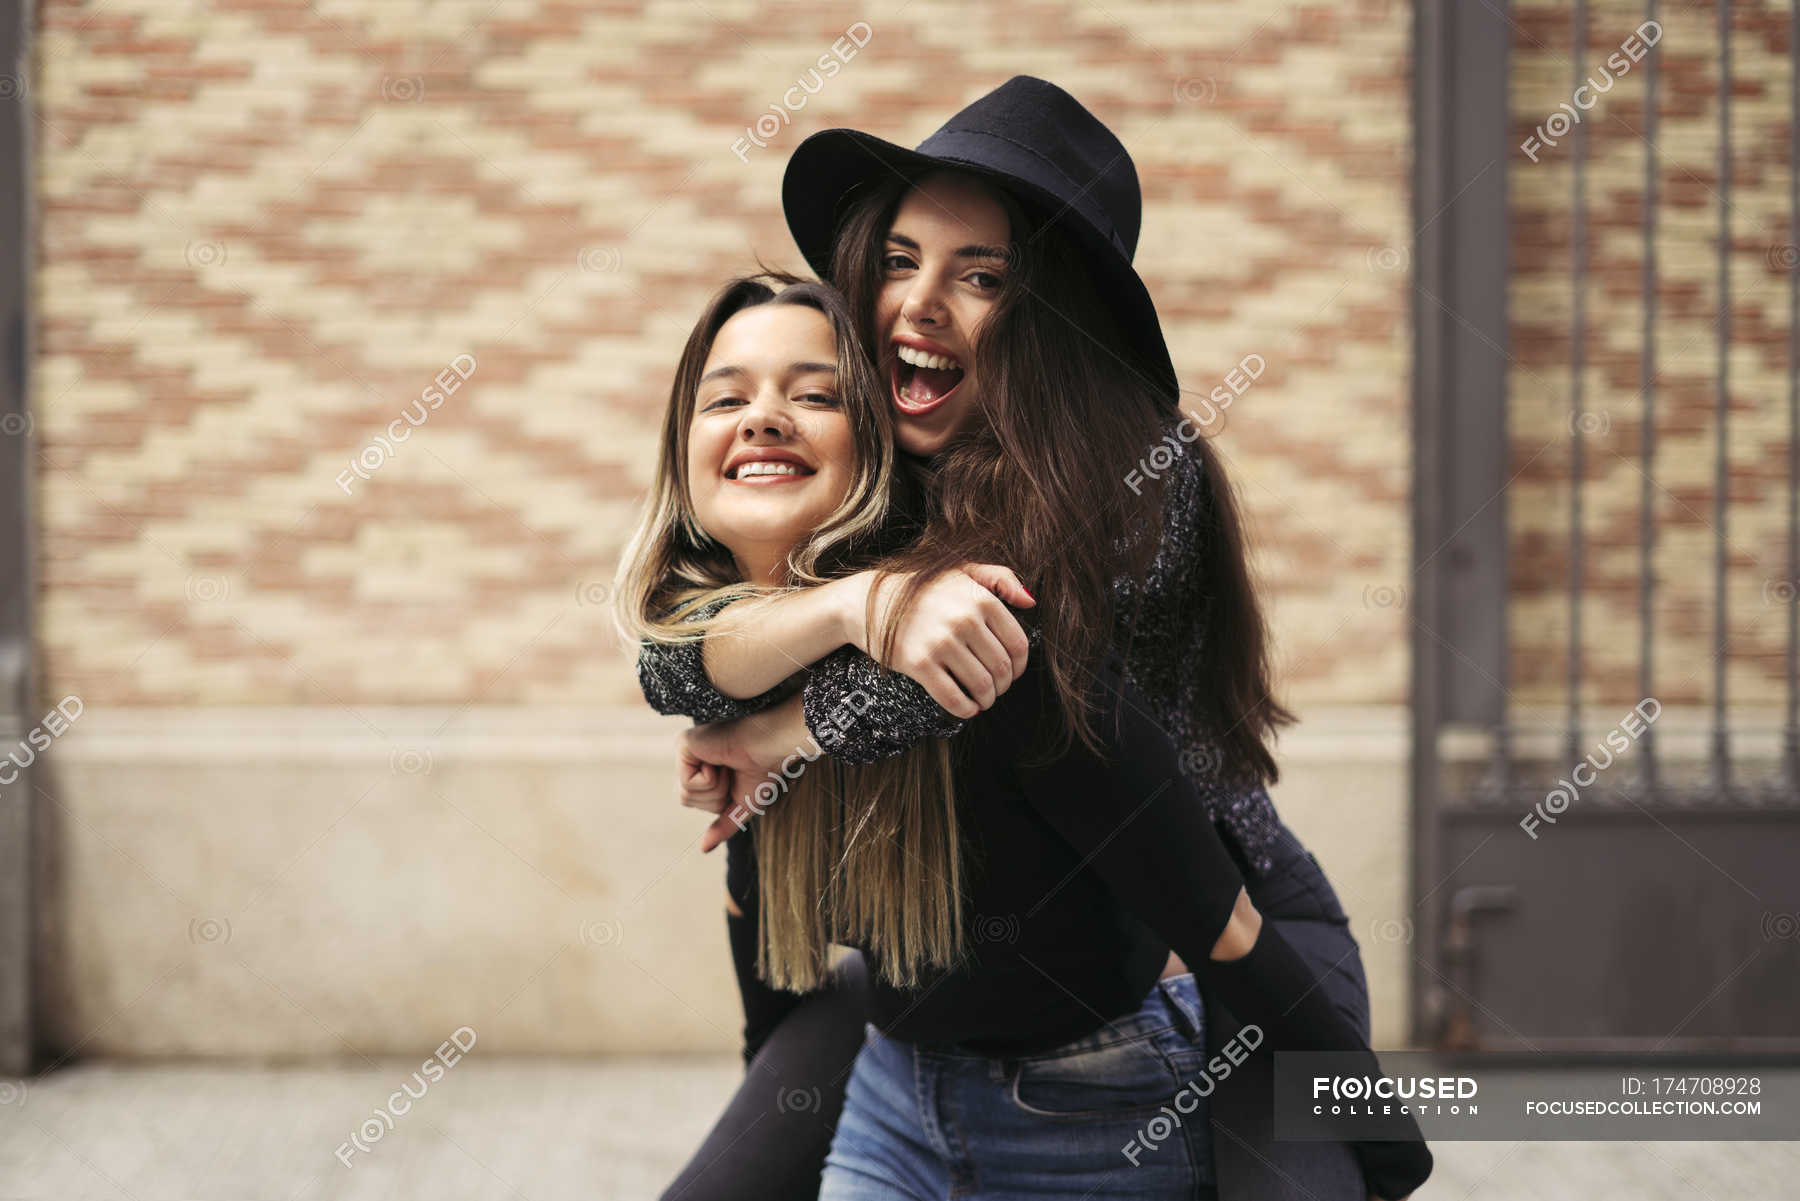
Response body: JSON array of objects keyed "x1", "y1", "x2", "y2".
[
  {"x1": 721, "y1": 648, "x2": 1433, "y2": 1199},
  {"x1": 730, "y1": 656, "x2": 1211, "y2": 1054}
]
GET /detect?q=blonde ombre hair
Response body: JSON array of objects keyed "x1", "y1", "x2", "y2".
[{"x1": 615, "y1": 273, "x2": 966, "y2": 991}]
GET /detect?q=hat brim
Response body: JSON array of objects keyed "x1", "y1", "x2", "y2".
[{"x1": 781, "y1": 129, "x2": 1180, "y2": 402}]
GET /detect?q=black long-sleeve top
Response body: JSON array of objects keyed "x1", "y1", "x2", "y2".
[
  {"x1": 718, "y1": 650, "x2": 1432, "y2": 1199},
  {"x1": 723, "y1": 649, "x2": 1303, "y2": 1052}
]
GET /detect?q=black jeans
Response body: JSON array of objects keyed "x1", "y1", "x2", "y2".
[
  {"x1": 1206, "y1": 822, "x2": 1372, "y2": 1201},
  {"x1": 659, "y1": 952, "x2": 869, "y2": 1201}
]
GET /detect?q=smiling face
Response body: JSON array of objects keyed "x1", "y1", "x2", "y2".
[
  {"x1": 874, "y1": 171, "x2": 1015, "y2": 458},
  {"x1": 685, "y1": 303, "x2": 857, "y2": 585}
]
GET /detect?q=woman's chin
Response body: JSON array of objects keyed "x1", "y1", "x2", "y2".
[
  {"x1": 893, "y1": 394, "x2": 975, "y2": 459},
  {"x1": 897, "y1": 421, "x2": 959, "y2": 459},
  {"x1": 705, "y1": 506, "x2": 829, "y2": 562}
]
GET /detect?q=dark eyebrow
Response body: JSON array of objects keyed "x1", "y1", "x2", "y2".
[
  {"x1": 697, "y1": 361, "x2": 837, "y2": 386},
  {"x1": 886, "y1": 232, "x2": 1011, "y2": 262},
  {"x1": 697, "y1": 364, "x2": 746, "y2": 386}
]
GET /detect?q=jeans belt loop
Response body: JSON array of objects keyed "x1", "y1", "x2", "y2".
[{"x1": 1158, "y1": 976, "x2": 1205, "y2": 1044}]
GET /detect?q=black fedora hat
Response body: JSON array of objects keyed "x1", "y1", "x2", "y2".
[{"x1": 781, "y1": 75, "x2": 1179, "y2": 402}]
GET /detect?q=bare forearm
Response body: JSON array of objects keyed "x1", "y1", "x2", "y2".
[
  {"x1": 1208, "y1": 887, "x2": 1263, "y2": 960},
  {"x1": 701, "y1": 575, "x2": 870, "y2": 699}
]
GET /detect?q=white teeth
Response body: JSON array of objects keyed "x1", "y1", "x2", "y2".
[
  {"x1": 734, "y1": 461, "x2": 805, "y2": 478},
  {"x1": 896, "y1": 345, "x2": 960, "y2": 372}
]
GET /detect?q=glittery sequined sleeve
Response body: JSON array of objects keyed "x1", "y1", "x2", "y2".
[
  {"x1": 799, "y1": 645, "x2": 967, "y2": 764},
  {"x1": 635, "y1": 595, "x2": 797, "y2": 723}
]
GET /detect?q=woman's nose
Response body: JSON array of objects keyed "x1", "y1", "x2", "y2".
[
  {"x1": 738, "y1": 398, "x2": 794, "y2": 440},
  {"x1": 902, "y1": 278, "x2": 948, "y2": 328}
]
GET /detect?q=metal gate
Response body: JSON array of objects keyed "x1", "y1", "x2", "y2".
[{"x1": 1411, "y1": 0, "x2": 1800, "y2": 1051}]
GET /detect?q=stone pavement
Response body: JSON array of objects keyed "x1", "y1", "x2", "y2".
[{"x1": 1, "y1": 1059, "x2": 1796, "y2": 1199}]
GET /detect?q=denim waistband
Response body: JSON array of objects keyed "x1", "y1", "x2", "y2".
[{"x1": 909, "y1": 970, "x2": 1208, "y2": 1065}]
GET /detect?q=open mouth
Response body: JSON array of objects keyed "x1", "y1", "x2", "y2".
[
  {"x1": 725, "y1": 458, "x2": 816, "y2": 484},
  {"x1": 891, "y1": 344, "x2": 966, "y2": 416}
]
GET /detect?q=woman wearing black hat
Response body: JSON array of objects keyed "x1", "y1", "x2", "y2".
[{"x1": 647, "y1": 77, "x2": 1431, "y2": 1201}]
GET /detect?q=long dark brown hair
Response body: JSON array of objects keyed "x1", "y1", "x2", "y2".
[{"x1": 829, "y1": 170, "x2": 1296, "y2": 784}]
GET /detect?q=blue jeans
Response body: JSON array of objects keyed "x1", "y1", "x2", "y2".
[{"x1": 820, "y1": 972, "x2": 1219, "y2": 1200}]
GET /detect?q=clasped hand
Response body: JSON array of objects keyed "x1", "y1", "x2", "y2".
[{"x1": 676, "y1": 563, "x2": 1034, "y2": 850}]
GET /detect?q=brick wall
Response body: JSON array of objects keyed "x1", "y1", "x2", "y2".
[
  {"x1": 30, "y1": 0, "x2": 1415, "y2": 713},
  {"x1": 23, "y1": 0, "x2": 1426, "y2": 1058}
]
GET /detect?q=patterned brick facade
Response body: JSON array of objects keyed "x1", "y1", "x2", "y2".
[{"x1": 29, "y1": 0, "x2": 1415, "y2": 712}]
